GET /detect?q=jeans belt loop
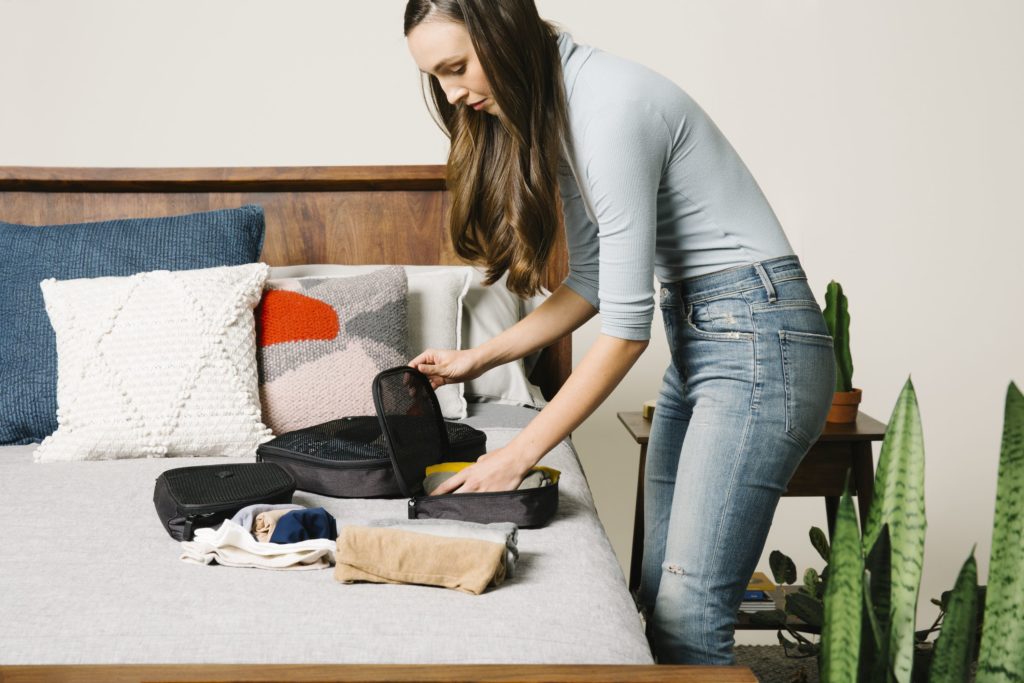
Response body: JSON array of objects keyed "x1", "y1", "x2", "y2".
[{"x1": 753, "y1": 262, "x2": 777, "y2": 303}]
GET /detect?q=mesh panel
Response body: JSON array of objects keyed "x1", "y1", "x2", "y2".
[
  {"x1": 163, "y1": 463, "x2": 293, "y2": 506},
  {"x1": 265, "y1": 417, "x2": 391, "y2": 462},
  {"x1": 373, "y1": 367, "x2": 448, "y2": 495},
  {"x1": 446, "y1": 422, "x2": 483, "y2": 444}
]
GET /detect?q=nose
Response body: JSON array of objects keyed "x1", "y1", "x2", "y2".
[{"x1": 444, "y1": 84, "x2": 468, "y2": 106}]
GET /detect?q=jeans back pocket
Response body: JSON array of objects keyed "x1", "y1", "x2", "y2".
[{"x1": 778, "y1": 330, "x2": 836, "y2": 450}]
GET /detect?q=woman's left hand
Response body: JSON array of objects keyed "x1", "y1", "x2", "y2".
[{"x1": 429, "y1": 446, "x2": 533, "y2": 495}]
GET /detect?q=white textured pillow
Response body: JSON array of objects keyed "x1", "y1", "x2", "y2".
[
  {"x1": 34, "y1": 263, "x2": 273, "y2": 462},
  {"x1": 269, "y1": 265, "x2": 548, "y2": 408}
]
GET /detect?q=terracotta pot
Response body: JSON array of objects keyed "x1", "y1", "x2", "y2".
[{"x1": 827, "y1": 388, "x2": 862, "y2": 424}]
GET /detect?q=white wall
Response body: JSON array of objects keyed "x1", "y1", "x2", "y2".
[{"x1": 3, "y1": 0, "x2": 1022, "y2": 645}]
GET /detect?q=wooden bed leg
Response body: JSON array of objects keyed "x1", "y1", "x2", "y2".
[{"x1": 824, "y1": 495, "x2": 839, "y2": 539}]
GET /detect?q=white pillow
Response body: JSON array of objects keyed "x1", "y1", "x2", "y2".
[
  {"x1": 35, "y1": 263, "x2": 273, "y2": 462},
  {"x1": 266, "y1": 267, "x2": 471, "y2": 420},
  {"x1": 460, "y1": 267, "x2": 549, "y2": 408},
  {"x1": 268, "y1": 265, "x2": 548, "y2": 408}
]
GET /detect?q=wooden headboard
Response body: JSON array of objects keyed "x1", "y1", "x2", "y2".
[{"x1": 0, "y1": 165, "x2": 570, "y2": 400}]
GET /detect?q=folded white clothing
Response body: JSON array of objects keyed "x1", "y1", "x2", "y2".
[
  {"x1": 180, "y1": 520, "x2": 335, "y2": 570},
  {"x1": 181, "y1": 543, "x2": 331, "y2": 570},
  {"x1": 356, "y1": 518, "x2": 519, "y2": 577}
]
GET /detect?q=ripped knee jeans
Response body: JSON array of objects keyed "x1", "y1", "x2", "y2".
[{"x1": 638, "y1": 255, "x2": 835, "y2": 664}]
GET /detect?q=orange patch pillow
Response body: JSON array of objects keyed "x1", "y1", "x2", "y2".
[{"x1": 256, "y1": 267, "x2": 408, "y2": 434}]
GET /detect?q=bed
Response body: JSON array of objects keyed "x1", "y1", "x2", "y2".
[{"x1": 0, "y1": 166, "x2": 755, "y2": 682}]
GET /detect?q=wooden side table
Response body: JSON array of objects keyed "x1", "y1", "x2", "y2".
[{"x1": 617, "y1": 411, "x2": 887, "y2": 594}]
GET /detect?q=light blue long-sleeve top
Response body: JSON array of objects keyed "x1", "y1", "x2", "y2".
[{"x1": 556, "y1": 32, "x2": 795, "y2": 341}]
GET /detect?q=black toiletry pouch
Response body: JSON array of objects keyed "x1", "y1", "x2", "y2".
[
  {"x1": 255, "y1": 416, "x2": 487, "y2": 498},
  {"x1": 153, "y1": 462, "x2": 296, "y2": 541},
  {"x1": 373, "y1": 366, "x2": 559, "y2": 528}
]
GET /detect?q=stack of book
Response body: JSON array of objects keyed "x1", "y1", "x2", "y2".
[{"x1": 739, "y1": 571, "x2": 777, "y2": 613}]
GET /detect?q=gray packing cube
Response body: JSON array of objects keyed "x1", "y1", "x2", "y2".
[
  {"x1": 255, "y1": 416, "x2": 487, "y2": 498},
  {"x1": 153, "y1": 462, "x2": 296, "y2": 541},
  {"x1": 373, "y1": 367, "x2": 559, "y2": 528}
]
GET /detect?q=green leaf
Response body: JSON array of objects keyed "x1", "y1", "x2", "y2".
[
  {"x1": 822, "y1": 489, "x2": 863, "y2": 683},
  {"x1": 771, "y1": 549, "x2": 798, "y2": 585},
  {"x1": 787, "y1": 591, "x2": 825, "y2": 630},
  {"x1": 978, "y1": 382, "x2": 1024, "y2": 682},
  {"x1": 860, "y1": 525, "x2": 892, "y2": 683},
  {"x1": 864, "y1": 378, "x2": 927, "y2": 683},
  {"x1": 862, "y1": 571, "x2": 884, "y2": 683},
  {"x1": 975, "y1": 586, "x2": 987, "y2": 646},
  {"x1": 811, "y1": 526, "x2": 831, "y2": 563},
  {"x1": 930, "y1": 551, "x2": 978, "y2": 683},
  {"x1": 804, "y1": 567, "x2": 821, "y2": 597}
]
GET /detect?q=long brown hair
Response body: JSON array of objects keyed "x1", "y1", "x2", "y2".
[{"x1": 404, "y1": 0, "x2": 567, "y2": 298}]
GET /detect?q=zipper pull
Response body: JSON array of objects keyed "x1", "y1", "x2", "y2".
[{"x1": 408, "y1": 499, "x2": 417, "y2": 520}]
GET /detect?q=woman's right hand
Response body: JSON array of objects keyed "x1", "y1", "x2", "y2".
[{"x1": 408, "y1": 348, "x2": 488, "y2": 390}]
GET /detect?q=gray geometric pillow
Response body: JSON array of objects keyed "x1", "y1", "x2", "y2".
[{"x1": 256, "y1": 267, "x2": 408, "y2": 434}]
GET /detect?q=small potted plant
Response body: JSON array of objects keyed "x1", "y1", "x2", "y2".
[{"x1": 823, "y1": 280, "x2": 861, "y2": 423}]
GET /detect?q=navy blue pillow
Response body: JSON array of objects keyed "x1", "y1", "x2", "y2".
[{"x1": 0, "y1": 205, "x2": 266, "y2": 445}]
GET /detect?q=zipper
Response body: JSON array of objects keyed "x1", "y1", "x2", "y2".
[
  {"x1": 410, "y1": 484, "x2": 555, "y2": 508},
  {"x1": 181, "y1": 497, "x2": 281, "y2": 519},
  {"x1": 257, "y1": 444, "x2": 391, "y2": 469},
  {"x1": 172, "y1": 475, "x2": 294, "y2": 515}
]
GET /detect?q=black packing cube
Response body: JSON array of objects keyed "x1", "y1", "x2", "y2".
[
  {"x1": 373, "y1": 366, "x2": 559, "y2": 528},
  {"x1": 153, "y1": 462, "x2": 296, "y2": 541},
  {"x1": 256, "y1": 416, "x2": 487, "y2": 498}
]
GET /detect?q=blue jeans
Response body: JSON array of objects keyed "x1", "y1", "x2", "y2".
[{"x1": 640, "y1": 255, "x2": 836, "y2": 664}]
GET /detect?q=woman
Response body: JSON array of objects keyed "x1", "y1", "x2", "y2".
[{"x1": 404, "y1": 0, "x2": 836, "y2": 665}]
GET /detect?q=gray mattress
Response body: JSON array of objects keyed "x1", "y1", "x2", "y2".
[{"x1": 0, "y1": 403, "x2": 652, "y2": 665}]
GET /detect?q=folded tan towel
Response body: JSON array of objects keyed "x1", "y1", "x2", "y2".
[
  {"x1": 334, "y1": 526, "x2": 507, "y2": 595},
  {"x1": 254, "y1": 508, "x2": 294, "y2": 543}
]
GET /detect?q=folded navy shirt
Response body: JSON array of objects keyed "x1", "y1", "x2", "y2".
[{"x1": 269, "y1": 507, "x2": 338, "y2": 543}]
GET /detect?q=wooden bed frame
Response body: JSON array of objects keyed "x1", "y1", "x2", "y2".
[{"x1": 0, "y1": 165, "x2": 756, "y2": 683}]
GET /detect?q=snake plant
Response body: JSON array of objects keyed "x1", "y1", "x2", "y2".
[
  {"x1": 821, "y1": 488, "x2": 863, "y2": 682},
  {"x1": 764, "y1": 379, "x2": 1024, "y2": 681},
  {"x1": 929, "y1": 551, "x2": 979, "y2": 682},
  {"x1": 977, "y1": 382, "x2": 1024, "y2": 681},
  {"x1": 863, "y1": 377, "x2": 927, "y2": 683}
]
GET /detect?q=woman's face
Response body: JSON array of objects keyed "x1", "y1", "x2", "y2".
[{"x1": 407, "y1": 20, "x2": 500, "y2": 116}]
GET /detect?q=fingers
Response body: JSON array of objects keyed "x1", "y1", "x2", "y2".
[
  {"x1": 415, "y1": 362, "x2": 439, "y2": 376},
  {"x1": 412, "y1": 365, "x2": 445, "y2": 389},
  {"x1": 430, "y1": 471, "x2": 468, "y2": 496},
  {"x1": 407, "y1": 350, "x2": 450, "y2": 390},
  {"x1": 408, "y1": 350, "x2": 443, "y2": 378},
  {"x1": 408, "y1": 350, "x2": 434, "y2": 369}
]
